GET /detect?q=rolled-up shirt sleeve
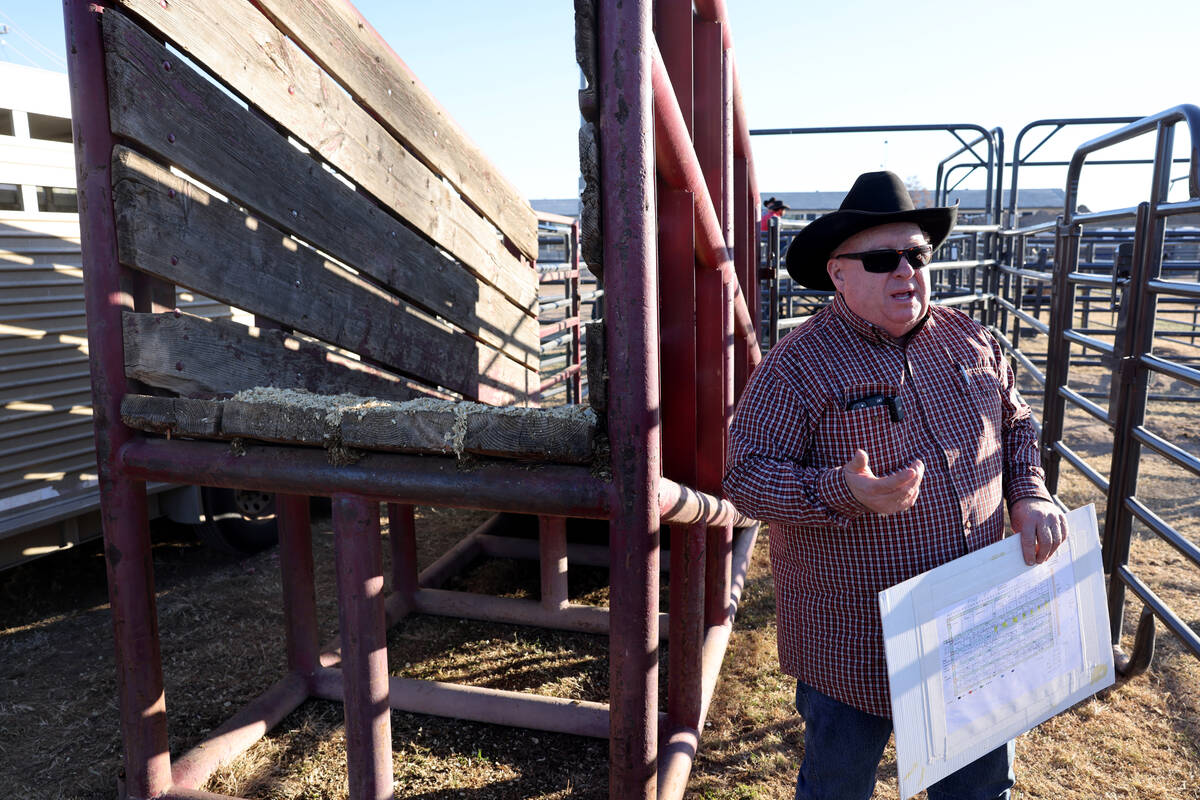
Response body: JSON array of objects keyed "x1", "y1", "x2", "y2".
[{"x1": 723, "y1": 360, "x2": 866, "y2": 527}]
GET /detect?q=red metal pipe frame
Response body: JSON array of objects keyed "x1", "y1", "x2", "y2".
[
  {"x1": 539, "y1": 362, "x2": 582, "y2": 394},
  {"x1": 540, "y1": 316, "x2": 580, "y2": 338},
  {"x1": 332, "y1": 495, "x2": 394, "y2": 800},
  {"x1": 654, "y1": 4, "x2": 705, "y2": 742},
  {"x1": 311, "y1": 668, "x2": 614, "y2": 739},
  {"x1": 170, "y1": 672, "x2": 310, "y2": 791},
  {"x1": 539, "y1": 515, "x2": 569, "y2": 611},
  {"x1": 121, "y1": 438, "x2": 611, "y2": 517},
  {"x1": 657, "y1": 523, "x2": 759, "y2": 800},
  {"x1": 65, "y1": 2, "x2": 173, "y2": 796},
  {"x1": 657, "y1": 186, "x2": 705, "y2": 733},
  {"x1": 599, "y1": 1, "x2": 660, "y2": 796},
  {"x1": 277, "y1": 494, "x2": 319, "y2": 678},
  {"x1": 386, "y1": 502, "x2": 418, "y2": 616},
  {"x1": 691, "y1": 17, "x2": 733, "y2": 633},
  {"x1": 69, "y1": 0, "x2": 765, "y2": 796},
  {"x1": 651, "y1": 43, "x2": 761, "y2": 369}
]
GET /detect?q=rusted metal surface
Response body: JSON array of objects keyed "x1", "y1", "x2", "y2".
[
  {"x1": 65, "y1": 2, "x2": 174, "y2": 796},
  {"x1": 170, "y1": 672, "x2": 309, "y2": 791},
  {"x1": 311, "y1": 667, "x2": 613, "y2": 739},
  {"x1": 657, "y1": 524, "x2": 758, "y2": 798},
  {"x1": 539, "y1": 515, "x2": 569, "y2": 611},
  {"x1": 120, "y1": 438, "x2": 610, "y2": 517},
  {"x1": 657, "y1": 478, "x2": 754, "y2": 529},
  {"x1": 598, "y1": 0, "x2": 660, "y2": 796},
  {"x1": 73, "y1": 0, "x2": 764, "y2": 795},
  {"x1": 332, "y1": 494, "x2": 393, "y2": 800},
  {"x1": 386, "y1": 503, "x2": 418, "y2": 615},
  {"x1": 277, "y1": 494, "x2": 319, "y2": 678}
]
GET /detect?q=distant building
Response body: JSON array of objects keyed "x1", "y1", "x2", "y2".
[
  {"x1": 531, "y1": 189, "x2": 1068, "y2": 228},
  {"x1": 762, "y1": 188, "x2": 1066, "y2": 227},
  {"x1": 0, "y1": 63, "x2": 76, "y2": 215}
]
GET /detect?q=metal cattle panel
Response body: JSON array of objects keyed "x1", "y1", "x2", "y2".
[{"x1": 1038, "y1": 106, "x2": 1200, "y2": 674}]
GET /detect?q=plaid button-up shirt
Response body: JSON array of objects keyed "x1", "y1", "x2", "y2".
[{"x1": 723, "y1": 294, "x2": 1050, "y2": 717}]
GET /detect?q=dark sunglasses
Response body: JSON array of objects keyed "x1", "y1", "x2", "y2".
[{"x1": 833, "y1": 244, "x2": 933, "y2": 274}]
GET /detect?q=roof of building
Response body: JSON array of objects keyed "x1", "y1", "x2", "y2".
[
  {"x1": 532, "y1": 188, "x2": 1066, "y2": 221},
  {"x1": 762, "y1": 188, "x2": 1066, "y2": 211},
  {"x1": 531, "y1": 198, "x2": 582, "y2": 218}
]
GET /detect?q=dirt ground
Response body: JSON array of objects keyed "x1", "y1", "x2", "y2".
[
  {"x1": 1, "y1": 499, "x2": 1197, "y2": 799},
  {"x1": 1, "y1": 307, "x2": 1198, "y2": 799}
]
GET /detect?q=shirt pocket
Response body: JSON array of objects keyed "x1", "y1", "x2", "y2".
[
  {"x1": 817, "y1": 387, "x2": 908, "y2": 475},
  {"x1": 959, "y1": 365, "x2": 1003, "y2": 423}
]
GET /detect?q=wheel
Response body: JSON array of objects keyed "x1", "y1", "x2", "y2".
[{"x1": 194, "y1": 486, "x2": 279, "y2": 554}]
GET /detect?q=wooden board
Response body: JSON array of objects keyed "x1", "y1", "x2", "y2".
[
  {"x1": 123, "y1": 311, "x2": 430, "y2": 400},
  {"x1": 585, "y1": 320, "x2": 607, "y2": 415},
  {"x1": 120, "y1": 392, "x2": 596, "y2": 464},
  {"x1": 100, "y1": 9, "x2": 538, "y2": 331},
  {"x1": 111, "y1": 147, "x2": 534, "y2": 405},
  {"x1": 251, "y1": 0, "x2": 539, "y2": 259},
  {"x1": 120, "y1": 394, "x2": 223, "y2": 437},
  {"x1": 112, "y1": 0, "x2": 538, "y2": 316},
  {"x1": 341, "y1": 403, "x2": 595, "y2": 464},
  {"x1": 222, "y1": 399, "x2": 331, "y2": 445}
]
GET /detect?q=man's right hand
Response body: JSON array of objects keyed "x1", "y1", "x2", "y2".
[{"x1": 843, "y1": 449, "x2": 924, "y2": 516}]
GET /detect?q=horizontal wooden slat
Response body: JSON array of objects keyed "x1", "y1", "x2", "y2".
[
  {"x1": 111, "y1": 147, "x2": 533, "y2": 405},
  {"x1": 113, "y1": 0, "x2": 538, "y2": 321},
  {"x1": 100, "y1": 9, "x2": 538, "y2": 323},
  {"x1": 251, "y1": 0, "x2": 539, "y2": 260},
  {"x1": 120, "y1": 392, "x2": 596, "y2": 464},
  {"x1": 123, "y1": 311, "x2": 430, "y2": 400},
  {"x1": 120, "y1": 395, "x2": 223, "y2": 437},
  {"x1": 341, "y1": 402, "x2": 595, "y2": 464}
]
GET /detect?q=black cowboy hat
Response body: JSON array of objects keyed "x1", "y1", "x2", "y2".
[{"x1": 784, "y1": 171, "x2": 956, "y2": 291}]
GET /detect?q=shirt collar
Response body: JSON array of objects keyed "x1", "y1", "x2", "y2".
[{"x1": 830, "y1": 292, "x2": 932, "y2": 347}]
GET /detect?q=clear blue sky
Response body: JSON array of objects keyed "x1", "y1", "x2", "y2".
[{"x1": 4, "y1": 1, "x2": 1198, "y2": 211}]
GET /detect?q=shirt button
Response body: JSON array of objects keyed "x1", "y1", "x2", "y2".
[{"x1": 963, "y1": 521, "x2": 972, "y2": 533}]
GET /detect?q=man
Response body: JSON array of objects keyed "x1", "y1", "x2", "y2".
[
  {"x1": 723, "y1": 171, "x2": 1068, "y2": 800},
  {"x1": 761, "y1": 197, "x2": 790, "y2": 231}
]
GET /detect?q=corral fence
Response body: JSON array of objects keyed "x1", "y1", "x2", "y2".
[{"x1": 754, "y1": 108, "x2": 1200, "y2": 677}]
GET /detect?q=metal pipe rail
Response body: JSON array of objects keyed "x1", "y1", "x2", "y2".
[
  {"x1": 1050, "y1": 440, "x2": 1109, "y2": 492},
  {"x1": 1058, "y1": 385, "x2": 1111, "y2": 426},
  {"x1": 1064, "y1": 106, "x2": 1200, "y2": 221},
  {"x1": 993, "y1": 296, "x2": 1050, "y2": 334},
  {"x1": 996, "y1": 264, "x2": 1054, "y2": 283},
  {"x1": 991, "y1": 328, "x2": 1046, "y2": 385},
  {"x1": 651, "y1": 43, "x2": 761, "y2": 364}
]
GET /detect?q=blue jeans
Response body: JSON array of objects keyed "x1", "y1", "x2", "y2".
[{"x1": 794, "y1": 680, "x2": 1015, "y2": 800}]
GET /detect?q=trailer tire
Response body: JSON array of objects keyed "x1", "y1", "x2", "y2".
[{"x1": 195, "y1": 486, "x2": 279, "y2": 554}]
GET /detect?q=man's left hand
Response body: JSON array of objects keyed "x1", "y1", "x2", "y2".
[{"x1": 1010, "y1": 498, "x2": 1068, "y2": 566}]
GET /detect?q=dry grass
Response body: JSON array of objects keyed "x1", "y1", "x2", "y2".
[{"x1": 1, "y1": 303, "x2": 1198, "y2": 799}]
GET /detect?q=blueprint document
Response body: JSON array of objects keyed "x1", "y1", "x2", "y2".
[{"x1": 879, "y1": 506, "x2": 1113, "y2": 799}]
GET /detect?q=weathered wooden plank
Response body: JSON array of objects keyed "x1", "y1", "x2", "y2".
[
  {"x1": 251, "y1": 0, "x2": 539, "y2": 260},
  {"x1": 340, "y1": 401, "x2": 596, "y2": 464},
  {"x1": 222, "y1": 398, "x2": 331, "y2": 445},
  {"x1": 121, "y1": 394, "x2": 224, "y2": 438},
  {"x1": 111, "y1": 146, "x2": 534, "y2": 405},
  {"x1": 585, "y1": 320, "x2": 607, "y2": 415},
  {"x1": 100, "y1": 9, "x2": 538, "y2": 331},
  {"x1": 119, "y1": 389, "x2": 597, "y2": 463},
  {"x1": 123, "y1": 311, "x2": 431, "y2": 400},
  {"x1": 112, "y1": 0, "x2": 538, "y2": 318}
]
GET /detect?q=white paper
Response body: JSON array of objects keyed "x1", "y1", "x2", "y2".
[{"x1": 879, "y1": 505, "x2": 1114, "y2": 799}]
